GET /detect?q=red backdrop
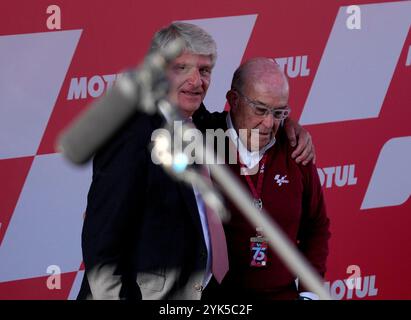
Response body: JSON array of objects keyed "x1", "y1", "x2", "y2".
[{"x1": 0, "y1": 0, "x2": 410, "y2": 299}]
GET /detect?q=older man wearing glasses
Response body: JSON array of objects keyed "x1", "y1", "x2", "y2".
[{"x1": 195, "y1": 57, "x2": 331, "y2": 300}]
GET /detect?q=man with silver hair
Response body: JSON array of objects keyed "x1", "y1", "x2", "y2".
[{"x1": 78, "y1": 22, "x2": 315, "y2": 300}]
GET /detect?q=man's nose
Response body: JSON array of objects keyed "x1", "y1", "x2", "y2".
[
  {"x1": 187, "y1": 68, "x2": 201, "y2": 86},
  {"x1": 262, "y1": 112, "x2": 275, "y2": 129}
]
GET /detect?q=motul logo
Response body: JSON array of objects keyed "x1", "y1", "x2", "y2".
[
  {"x1": 275, "y1": 55, "x2": 310, "y2": 78},
  {"x1": 324, "y1": 275, "x2": 378, "y2": 300},
  {"x1": 67, "y1": 73, "x2": 123, "y2": 100},
  {"x1": 317, "y1": 164, "x2": 358, "y2": 189}
]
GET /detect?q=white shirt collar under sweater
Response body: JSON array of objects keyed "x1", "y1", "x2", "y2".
[{"x1": 226, "y1": 112, "x2": 276, "y2": 169}]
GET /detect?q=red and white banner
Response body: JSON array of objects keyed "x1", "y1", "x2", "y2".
[{"x1": 0, "y1": 0, "x2": 410, "y2": 299}]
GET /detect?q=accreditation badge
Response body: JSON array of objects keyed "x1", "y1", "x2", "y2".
[{"x1": 250, "y1": 236, "x2": 268, "y2": 267}]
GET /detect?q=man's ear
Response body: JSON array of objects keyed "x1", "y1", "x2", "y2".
[{"x1": 226, "y1": 90, "x2": 238, "y2": 109}]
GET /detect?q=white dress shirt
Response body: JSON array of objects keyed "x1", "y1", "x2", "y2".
[{"x1": 226, "y1": 112, "x2": 276, "y2": 168}]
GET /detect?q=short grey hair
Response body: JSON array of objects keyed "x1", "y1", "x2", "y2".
[{"x1": 149, "y1": 22, "x2": 217, "y2": 66}]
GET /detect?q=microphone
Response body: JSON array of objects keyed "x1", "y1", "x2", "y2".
[{"x1": 57, "y1": 39, "x2": 184, "y2": 165}]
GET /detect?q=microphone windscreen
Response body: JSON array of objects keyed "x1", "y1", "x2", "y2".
[{"x1": 57, "y1": 79, "x2": 139, "y2": 164}]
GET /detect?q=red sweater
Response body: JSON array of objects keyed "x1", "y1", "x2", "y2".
[{"x1": 221, "y1": 133, "x2": 330, "y2": 298}]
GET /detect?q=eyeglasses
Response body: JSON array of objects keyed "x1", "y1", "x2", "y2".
[{"x1": 236, "y1": 90, "x2": 291, "y2": 120}]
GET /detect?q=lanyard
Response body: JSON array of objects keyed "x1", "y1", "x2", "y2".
[{"x1": 239, "y1": 153, "x2": 268, "y2": 200}]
